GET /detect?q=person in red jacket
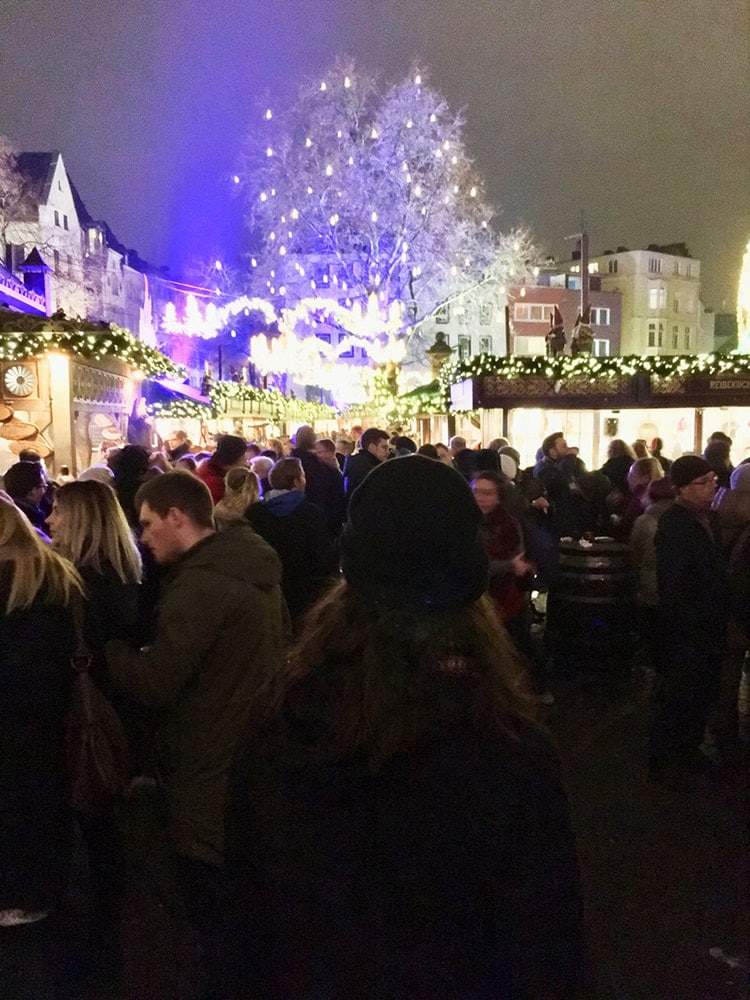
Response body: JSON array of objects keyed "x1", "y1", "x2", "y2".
[{"x1": 196, "y1": 434, "x2": 248, "y2": 504}]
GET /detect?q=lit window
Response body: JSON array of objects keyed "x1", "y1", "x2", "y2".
[
  {"x1": 649, "y1": 287, "x2": 666, "y2": 309},
  {"x1": 593, "y1": 339, "x2": 610, "y2": 357}
]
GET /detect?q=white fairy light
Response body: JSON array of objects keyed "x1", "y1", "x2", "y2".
[
  {"x1": 371, "y1": 211, "x2": 378, "y2": 222},
  {"x1": 414, "y1": 73, "x2": 421, "y2": 85},
  {"x1": 290, "y1": 208, "x2": 299, "y2": 219},
  {"x1": 325, "y1": 165, "x2": 333, "y2": 176},
  {"x1": 305, "y1": 137, "x2": 312, "y2": 147},
  {"x1": 320, "y1": 81, "x2": 327, "y2": 91},
  {"x1": 266, "y1": 147, "x2": 273, "y2": 157},
  {"x1": 470, "y1": 186, "x2": 477, "y2": 197},
  {"x1": 265, "y1": 109, "x2": 272, "y2": 120},
  {"x1": 260, "y1": 192, "x2": 267, "y2": 202},
  {"x1": 344, "y1": 76, "x2": 351, "y2": 88}
]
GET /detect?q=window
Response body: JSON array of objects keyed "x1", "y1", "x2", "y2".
[
  {"x1": 53, "y1": 249, "x2": 60, "y2": 272},
  {"x1": 514, "y1": 302, "x2": 549, "y2": 322},
  {"x1": 54, "y1": 210, "x2": 60, "y2": 227},
  {"x1": 608, "y1": 259, "x2": 618, "y2": 274},
  {"x1": 458, "y1": 335, "x2": 471, "y2": 361},
  {"x1": 593, "y1": 339, "x2": 610, "y2": 357},
  {"x1": 66, "y1": 255, "x2": 72, "y2": 275},
  {"x1": 512, "y1": 336, "x2": 546, "y2": 356},
  {"x1": 648, "y1": 323, "x2": 656, "y2": 348},
  {"x1": 674, "y1": 260, "x2": 681, "y2": 276},
  {"x1": 658, "y1": 322, "x2": 664, "y2": 348},
  {"x1": 590, "y1": 307, "x2": 610, "y2": 326},
  {"x1": 674, "y1": 297, "x2": 679, "y2": 312},
  {"x1": 315, "y1": 332, "x2": 332, "y2": 345},
  {"x1": 672, "y1": 326, "x2": 679, "y2": 349},
  {"x1": 479, "y1": 335, "x2": 492, "y2": 354},
  {"x1": 479, "y1": 303, "x2": 493, "y2": 326},
  {"x1": 649, "y1": 287, "x2": 666, "y2": 309},
  {"x1": 685, "y1": 327, "x2": 690, "y2": 350},
  {"x1": 313, "y1": 264, "x2": 329, "y2": 284},
  {"x1": 435, "y1": 304, "x2": 450, "y2": 324},
  {"x1": 648, "y1": 257, "x2": 662, "y2": 274},
  {"x1": 63, "y1": 215, "x2": 69, "y2": 231}
]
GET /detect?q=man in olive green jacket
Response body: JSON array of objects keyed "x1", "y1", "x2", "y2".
[{"x1": 106, "y1": 470, "x2": 288, "y2": 993}]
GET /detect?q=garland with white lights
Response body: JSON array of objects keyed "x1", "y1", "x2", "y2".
[
  {"x1": 147, "y1": 380, "x2": 338, "y2": 424},
  {"x1": 440, "y1": 352, "x2": 750, "y2": 408},
  {"x1": 0, "y1": 317, "x2": 185, "y2": 378}
]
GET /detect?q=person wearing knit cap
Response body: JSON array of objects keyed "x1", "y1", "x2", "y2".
[
  {"x1": 226, "y1": 455, "x2": 586, "y2": 999},
  {"x1": 650, "y1": 454, "x2": 729, "y2": 774}
]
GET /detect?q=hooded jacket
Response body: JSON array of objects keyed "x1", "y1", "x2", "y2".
[
  {"x1": 247, "y1": 492, "x2": 338, "y2": 621},
  {"x1": 106, "y1": 526, "x2": 287, "y2": 865}
]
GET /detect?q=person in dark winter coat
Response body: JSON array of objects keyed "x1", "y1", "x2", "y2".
[
  {"x1": 105, "y1": 471, "x2": 287, "y2": 997},
  {"x1": 291, "y1": 425, "x2": 346, "y2": 538},
  {"x1": 650, "y1": 455, "x2": 729, "y2": 771},
  {"x1": 247, "y1": 457, "x2": 338, "y2": 623},
  {"x1": 3, "y1": 460, "x2": 49, "y2": 533},
  {"x1": 0, "y1": 498, "x2": 83, "y2": 996},
  {"x1": 343, "y1": 426, "x2": 390, "y2": 500},
  {"x1": 226, "y1": 455, "x2": 586, "y2": 1000}
]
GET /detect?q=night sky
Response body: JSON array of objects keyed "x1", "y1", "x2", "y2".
[{"x1": 1, "y1": 0, "x2": 747, "y2": 309}]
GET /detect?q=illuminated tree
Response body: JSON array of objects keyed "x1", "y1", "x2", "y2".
[{"x1": 238, "y1": 63, "x2": 526, "y2": 336}]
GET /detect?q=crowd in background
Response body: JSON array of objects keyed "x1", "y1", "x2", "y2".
[{"x1": 1, "y1": 415, "x2": 748, "y2": 997}]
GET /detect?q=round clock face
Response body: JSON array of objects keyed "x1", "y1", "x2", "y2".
[{"x1": 4, "y1": 365, "x2": 36, "y2": 397}]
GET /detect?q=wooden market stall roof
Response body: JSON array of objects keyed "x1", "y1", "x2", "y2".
[{"x1": 443, "y1": 354, "x2": 750, "y2": 411}]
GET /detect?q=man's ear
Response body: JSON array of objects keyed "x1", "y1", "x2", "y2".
[{"x1": 166, "y1": 506, "x2": 185, "y2": 529}]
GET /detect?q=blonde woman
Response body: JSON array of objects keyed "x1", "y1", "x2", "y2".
[
  {"x1": 46, "y1": 479, "x2": 143, "y2": 988},
  {"x1": 214, "y1": 467, "x2": 260, "y2": 530},
  {"x1": 0, "y1": 498, "x2": 83, "y2": 993}
]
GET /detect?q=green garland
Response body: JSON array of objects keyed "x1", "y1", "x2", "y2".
[
  {"x1": 440, "y1": 352, "x2": 750, "y2": 407},
  {"x1": 0, "y1": 319, "x2": 185, "y2": 379},
  {"x1": 148, "y1": 380, "x2": 338, "y2": 424}
]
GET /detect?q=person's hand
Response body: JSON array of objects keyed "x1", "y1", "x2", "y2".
[
  {"x1": 511, "y1": 554, "x2": 535, "y2": 577},
  {"x1": 531, "y1": 496, "x2": 549, "y2": 511}
]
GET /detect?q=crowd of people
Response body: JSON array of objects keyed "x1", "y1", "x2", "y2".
[{"x1": 1, "y1": 419, "x2": 748, "y2": 997}]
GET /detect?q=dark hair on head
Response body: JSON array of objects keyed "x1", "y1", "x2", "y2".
[
  {"x1": 315, "y1": 437, "x2": 336, "y2": 454},
  {"x1": 704, "y1": 439, "x2": 731, "y2": 467},
  {"x1": 260, "y1": 448, "x2": 278, "y2": 460},
  {"x1": 294, "y1": 425, "x2": 317, "y2": 451},
  {"x1": 259, "y1": 581, "x2": 536, "y2": 766},
  {"x1": 18, "y1": 449, "x2": 42, "y2": 463},
  {"x1": 393, "y1": 435, "x2": 417, "y2": 454},
  {"x1": 135, "y1": 470, "x2": 214, "y2": 528},
  {"x1": 709, "y1": 430, "x2": 732, "y2": 446},
  {"x1": 269, "y1": 457, "x2": 303, "y2": 492},
  {"x1": 3, "y1": 461, "x2": 44, "y2": 499},
  {"x1": 360, "y1": 427, "x2": 389, "y2": 450},
  {"x1": 651, "y1": 436, "x2": 665, "y2": 453},
  {"x1": 472, "y1": 468, "x2": 506, "y2": 494},
  {"x1": 647, "y1": 477, "x2": 675, "y2": 504},
  {"x1": 417, "y1": 443, "x2": 439, "y2": 460},
  {"x1": 541, "y1": 431, "x2": 564, "y2": 457},
  {"x1": 108, "y1": 445, "x2": 150, "y2": 481},
  {"x1": 213, "y1": 434, "x2": 248, "y2": 466},
  {"x1": 246, "y1": 443, "x2": 261, "y2": 457},
  {"x1": 174, "y1": 455, "x2": 197, "y2": 473},
  {"x1": 607, "y1": 438, "x2": 636, "y2": 460},
  {"x1": 475, "y1": 448, "x2": 501, "y2": 473}
]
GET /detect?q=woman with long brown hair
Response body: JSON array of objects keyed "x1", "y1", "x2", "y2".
[{"x1": 226, "y1": 456, "x2": 585, "y2": 999}]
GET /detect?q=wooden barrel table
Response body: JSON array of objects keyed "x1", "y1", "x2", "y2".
[{"x1": 545, "y1": 538, "x2": 637, "y2": 663}]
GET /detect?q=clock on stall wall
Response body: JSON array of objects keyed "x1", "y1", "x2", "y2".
[{"x1": 3, "y1": 364, "x2": 37, "y2": 397}]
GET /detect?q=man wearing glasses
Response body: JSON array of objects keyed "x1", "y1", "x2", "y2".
[{"x1": 650, "y1": 455, "x2": 728, "y2": 775}]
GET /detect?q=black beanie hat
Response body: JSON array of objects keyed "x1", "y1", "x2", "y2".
[
  {"x1": 669, "y1": 454, "x2": 711, "y2": 489},
  {"x1": 340, "y1": 455, "x2": 488, "y2": 611}
]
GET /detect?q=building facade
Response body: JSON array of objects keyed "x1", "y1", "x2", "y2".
[{"x1": 569, "y1": 243, "x2": 706, "y2": 355}]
